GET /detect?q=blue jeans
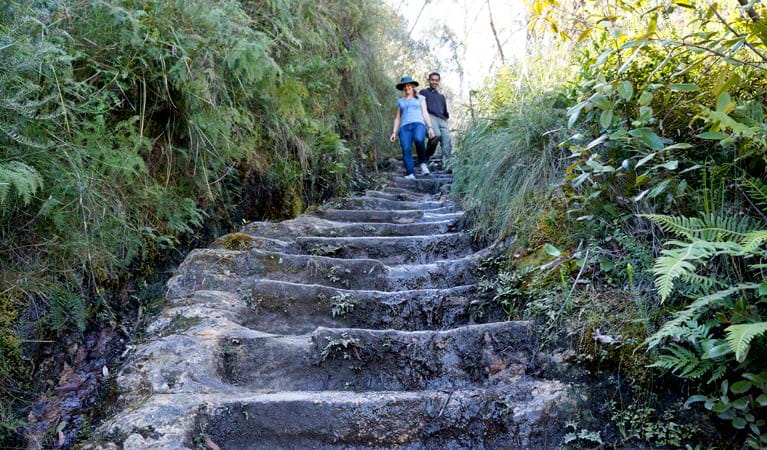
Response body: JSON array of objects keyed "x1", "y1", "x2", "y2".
[{"x1": 398, "y1": 122, "x2": 427, "y2": 175}]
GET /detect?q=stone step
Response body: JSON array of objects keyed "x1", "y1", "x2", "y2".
[
  {"x1": 218, "y1": 321, "x2": 535, "y2": 392},
  {"x1": 201, "y1": 388, "x2": 546, "y2": 449},
  {"x1": 381, "y1": 186, "x2": 432, "y2": 197},
  {"x1": 162, "y1": 285, "x2": 504, "y2": 335},
  {"x1": 242, "y1": 216, "x2": 460, "y2": 240},
  {"x1": 333, "y1": 196, "x2": 456, "y2": 211},
  {"x1": 118, "y1": 316, "x2": 535, "y2": 399},
  {"x1": 94, "y1": 383, "x2": 570, "y2": 449},
  {"x1": 165, "y1": 248, "x2": 486, "y2": 298},
  {"x1": 294, "y1": 232, "x2": 473, "y2": 264},
  {"x1": 243, "y1": 281, "x2": 506, "y2": 334},
  {"x1": 364, "y1": 190, "x2": 433, "y2": 202},
  {"x1": 313, "y1": 208, "x2": 461, "y2": 223},
  {"x1": 390, "y1": 176, "x2": 452, "y2": 194},
  {"x1": 214, "y1": 232, "x2": 473, "y2": 264}
]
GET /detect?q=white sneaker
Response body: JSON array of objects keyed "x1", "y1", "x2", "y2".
[
  {"x1": 404, "y1": 174, "x2": 416, "y2": 180},
  {"x1": 420, "y1": 163, "x2": 430, "y2": 175}
]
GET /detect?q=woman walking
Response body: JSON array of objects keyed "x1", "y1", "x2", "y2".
[{"x1": 389, "y1": 76, "x2": 435, "y2": 180}]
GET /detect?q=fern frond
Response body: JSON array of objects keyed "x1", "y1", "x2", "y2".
[
  {"x1": 645, "y1": 283, "x2": 761, "y2": 349},
  {"x1": 641, "y1": 213, "x2": 758, "y2": 241},
  {"x1": 649, "y1": 343, "x2": 710, "y2": 379},
  {"x1": 0, "y1": 93, "x2": 58, "y2": 118},
  {"x1": 741, "y1": 229, "x2": 767, "y2": 253},
  {"x1": 725, "y1": 321, "x2": 767, "y2": 362},
  {"x1": 0, "y1": 161, "x2": 44, "y2": 207},
  {"x1": 652, "y1": 240, "x2": 727, "y2": 301},
  {"x1": 709, "y1": 362, "x2": 728, "y2": 383},
  {"x1": 0, "y1": 122, "x2": 51, "y2": 149},
  {"x1": 741, "y1": 176, "x2": 767, "y2": 211},
  {"x1": 47, "y1": 290, "x2": 87, "y2": 335},
  {"x1": 679, "y1": 272, "x2": 723, "y2": 293}
]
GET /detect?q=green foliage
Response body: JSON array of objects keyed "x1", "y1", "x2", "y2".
[
  {"x1": 643, "y1": 212, "x2": 767, "y2": 446},
  {"x1": 451, "y1": 49, "x2": 572, "y2": 240},
  {"x1": 456, "y1": 0, "x2": 767, "y2": 446},
  {"x1": 0, "y1": 0, "x2": 401, "y2": 444},
  {"x1": 0, "y1": 161, "x2": 43, "y2": 208},
  {"x1": 0, "y1": 0, "x2": 396, "y2": 322},
  {"x1": 726, "y1": 321, "x2": 767, "y2": 363},
  {"x1": 46, "y1": 289, "x2": 88, "y2": 336},
  {"x1": 609, "y1": 398, "x2": 701, "y2": 448}
]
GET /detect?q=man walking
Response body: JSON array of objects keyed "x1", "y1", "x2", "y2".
[{"x1": 419, "y1": 72, "x2": 452, "y2": 164}]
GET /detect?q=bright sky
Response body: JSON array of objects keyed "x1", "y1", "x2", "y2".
[{"x1": 387, "y1": 0, "x2": 528, "y2": 101}]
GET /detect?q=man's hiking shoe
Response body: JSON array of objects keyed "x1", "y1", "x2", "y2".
[
  {"x1": 404, "y1": 174, "x2": 416, "y2": 180},
  {"x1": 420, "y1": 163, "x2": 430, "y2": 175}
]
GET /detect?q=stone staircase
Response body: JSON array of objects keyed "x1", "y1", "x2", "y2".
[{"x1": 88, "y1": 163, "x2": 572, "y2": 449}]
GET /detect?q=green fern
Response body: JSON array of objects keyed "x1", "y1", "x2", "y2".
[
  {"x1": 740, "y1": 230, "x2": 767, "y2": 253},
  {"x1": 646, "y1": 283, "x2": 761, "y2": 349},
  {"x1": 0, "y1": 122, "x2": 51, "y2": 149},
  {"x1": 651, "y1": 240, "x2": 739, "y2": 301},
  {"x1": 641, "y1": 213, "x2": 758, "y2": 242},
  {"x1": 0, "y1": 161, "x2": 43, "y2": 207},
  {"x1": 741, "y1": 176, "x2": 767, "y2": 211},
  {"x1": 725, "y1": 321, "x2": 767, "y2": 363},
  {"x1": 649, "y1": 343, "x2": 712, "y2": 378},
  {"x1": 47, "y1": 290, "x2": 87, "y2": 336}
]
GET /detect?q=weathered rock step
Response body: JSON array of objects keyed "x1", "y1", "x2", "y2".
[
  {"x1": 218, "y1": 321, "x2": 535, "y2": 392},
  {"x1": 215, "y1": 232, "x2": 474, "y2": 264},
  {"x1": 199, "y1": 383, "x2": 567, "y2": 450},
  {"x1": 243, "y1": 281, "x2": 505, "y2": 333},
  {"x1": 294, "y1": 232, "x2": 473, "y2": 264},
  {"x1": 389, "y1": 177, "x2": 452, "y2": 194},
  {"x1": 314, "y1": 208, "x2": 461, "y2": 223},
  {"x1": 98, "y1": 381, "x2": 569, "y2": 449},
  {"x1": 381, "y1": 186, "x2": 435, "y2": 197},
  {"x1": 333, "y1": 196, "x2": 457, "y2": 211},
  {"x1": 164, "y1": 284, "x2": 503, "y2": 334},
  {"x1": 166, "y1": 248, "x2": 485, "y2": 298},
  {"x1": 243, "y1": 216, "x2": 459, "y2": 240},
  {"x1": 395, "y1": 171, "x2": 453, "y2": 181},
  {"x1": 364, "y1": 190, "x2": 433, "y2": 202}
]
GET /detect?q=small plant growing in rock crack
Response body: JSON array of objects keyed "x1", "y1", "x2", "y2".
[
  {"x1": 494, "y1": 399, "x2": 512, "y2": 415},
  {"x1": 468, "y1": 298, "x2": 487, "y2": 320},
  {"x1": 330, "y1": 293, "x2": 357, "y2": 318},
  {"x1": 493, "y1": 271, "x2": 524, "y2": 317},
  {"x1": 308, "y1": 244, "x2": 342, "y2": 257},
  {"x1": 326, "y1": 265, "x2": 349, "y2": 287},
  {"x1": 562, "y1": 420, "x2": 603, "y2": 447},
  {"x1": 321, "y1": 332, "x2": 361, "y2": 361},
  {"x1": 609, "y1": 399, "x2": 701, "y2": 447}
]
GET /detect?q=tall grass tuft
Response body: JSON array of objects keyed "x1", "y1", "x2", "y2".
[{"x1": 452, "y1": 47, "x2": 574, "y2": 241}]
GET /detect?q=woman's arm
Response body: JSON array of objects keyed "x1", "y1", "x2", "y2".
[
  {"x1": 390, "y1": 107, "x2": 401, "y2": 143},
  {"x1": 421, "y1": 99, "x2": 435, "y2": 139}
]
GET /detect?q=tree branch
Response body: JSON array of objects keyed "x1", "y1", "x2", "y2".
[
  {"x1": 407, "y1": 0, "x2": 431, "y2": 37},
  {"x1": 486, "y1": 0, "x2": 506, "y2": 65},
  {"x1": 650, "y1": 38, "x2": 766, "y2": 69},
  {"x1": 737, "y1": 0, "x2": 761, "y2": 23},
  {"x1": 708, "y1": 3, "x2": 767, "y2": 63}
]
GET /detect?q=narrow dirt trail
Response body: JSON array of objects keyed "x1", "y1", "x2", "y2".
[{"x1": 86, "y1": 162, "x2": 572, "y2": 449}]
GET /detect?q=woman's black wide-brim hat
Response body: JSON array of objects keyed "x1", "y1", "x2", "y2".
[{"x1": 396, "y1": 76, "x2": 419, "y2": 90}]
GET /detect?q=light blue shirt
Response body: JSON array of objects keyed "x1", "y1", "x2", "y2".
[{"x1": 397, "y1": 96, "x2": 426, "y2": 128}]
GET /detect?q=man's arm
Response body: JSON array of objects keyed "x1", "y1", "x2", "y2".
[{"x1": 443, "y1": 95, "x2": 449, "y2": 120}]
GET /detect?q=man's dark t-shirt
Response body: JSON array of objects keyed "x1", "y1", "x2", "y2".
[{"x1": 419, "y1": 88, "x2": 449, "y2": 120}]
